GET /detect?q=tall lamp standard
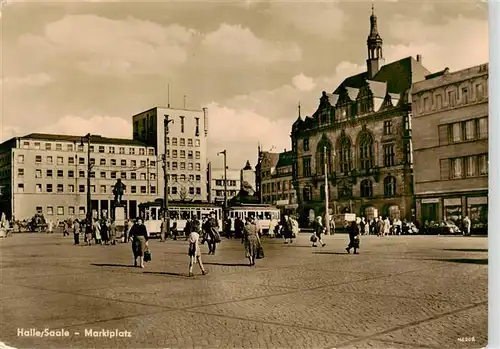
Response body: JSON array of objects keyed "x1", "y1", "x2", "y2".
[
  {"x1": 163, "y1": 115, "x2": 174, "y2": 231},
  {"x1": 324, "y1": 147, "x2": 336, "y2": 235},
  {"x1": 80, "y1": 134, "x2": 92, "y2": 223},
  {"x1": 217, "y1": 150, "x2": 228, "y2": 220}
]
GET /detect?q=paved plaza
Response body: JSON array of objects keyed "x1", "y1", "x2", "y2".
[{"x1": 0, "y1": 232, "x2": 488, "y2": 349}]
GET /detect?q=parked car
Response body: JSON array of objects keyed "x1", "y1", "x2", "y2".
[{"x1": 427, "y1": 220, "x2": 461, "y2": 235}]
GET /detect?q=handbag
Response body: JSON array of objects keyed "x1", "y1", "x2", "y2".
[
  {"x1": 310, "y1": 234, "x2": 318, "y2": 243},
  {"x1": 144, "y1": 249, "x2": 152, "y2": 262},
  {"x1": 256, "y1": 246, "x2": 264, "y2": 259}
]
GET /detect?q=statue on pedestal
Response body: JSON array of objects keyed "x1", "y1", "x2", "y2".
[{"x1": 112, "y1": 179, "x2": 126, "y2": 204}]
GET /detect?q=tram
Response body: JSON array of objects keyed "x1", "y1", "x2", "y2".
[
  {"x1": 138, "y1": 201, "x2": 222, "y2": 236},
  {"x1": 227, "y1": 204, "x2": 281, "y2": 233}
]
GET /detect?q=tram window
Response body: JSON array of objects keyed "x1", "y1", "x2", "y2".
[
  {"x1": 170, "y1": 211, "x2": 179, "y2": 220},
  {"x1": 193, "y1": 211, "x2": 201, "y2": 220}
]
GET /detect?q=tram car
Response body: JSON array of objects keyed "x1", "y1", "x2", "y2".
[
  {"x1": 138, "y1": 201, "x2": 222, "y2": 236},
  {"x1": 227, "y1": 204, "x2": 281, "y2": 234}
]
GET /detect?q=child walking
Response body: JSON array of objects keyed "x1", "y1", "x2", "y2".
[{"x1": 188, "y1": 219, "x2": 208, "y2": 277}]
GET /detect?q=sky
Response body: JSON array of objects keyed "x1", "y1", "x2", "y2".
[{"x1": 0, "y1": 0, "x2": 489, "y2": 169}]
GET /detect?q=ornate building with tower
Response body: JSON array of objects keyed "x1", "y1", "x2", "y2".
[{"x1": 291, "y1": 7, "x2": 431, "y2": 225}]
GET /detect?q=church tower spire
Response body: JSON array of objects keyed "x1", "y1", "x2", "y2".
[{"x1": 366, "y1": 3, "x2": 384, "y2": 79}]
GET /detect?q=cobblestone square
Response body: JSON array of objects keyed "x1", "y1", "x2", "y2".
[{"x1": 0, "y1": 233, "x2": 488, "y2": 349}]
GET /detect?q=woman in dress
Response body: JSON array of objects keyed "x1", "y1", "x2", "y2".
[
  {"x1": 130, "y1": 219, "x2": 148, "y2": 268},
  {"x1": 242, "y1": 216, "x2": 261, "y2": 266},
  {"x1": 93, "y1": 219, "x2": 102, "y2": 245},
  {"x1": 312, "y1": 216, "x2": 326, "y2": 247},
  {"x1": 187, "y1": 219, "x2": 207, "y2": 277}
]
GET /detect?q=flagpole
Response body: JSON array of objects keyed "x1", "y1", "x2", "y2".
[{"x1": 324, "y1": 146, "x2": 331, "y2": 235}]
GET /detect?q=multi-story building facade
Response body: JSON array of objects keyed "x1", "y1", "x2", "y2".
[
  {"x1": 0, "y1": 133, "x2": 157, "y2": 220},
  {"x1": 132, "y1": 106, "x2": 208, "y2": 202},
  {"x1": 260, "y1": 151, "x2": 296, "y2": 206},
  {"x1": 411, "y1": 63, "x2": 488, "y2": 231},
  {"x1": 206, "y1": 163, "x2": 241, "y2": 203},
  {"x1": 291, "y1": 8, "x2": 430, "y2": 225}
]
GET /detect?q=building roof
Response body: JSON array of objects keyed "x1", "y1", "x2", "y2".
[
  {"x1": 260, "y1": 151, "x2": 280, "y2": 169},
  {"x1": 20, "y1": 133, "x2": 149, "y2": 147},
  {"x1": 334, "y1": 56, "x2": 431, "y2": 95},
  {"x1": 243, "y1": 160, "x2": 253, "y2": 170},
  {"x1": 276, "y1": 151, "x2": 295, "y2": 168}
]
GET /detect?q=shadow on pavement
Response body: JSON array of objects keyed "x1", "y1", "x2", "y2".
[
  {"x1": 437, "y1": 258, "x2": 488, "y2": 265},
  {"x1": 142, "y1": 271, "x2": 186, "y2": 277},
  {"x1": 203, "y1": 262, "x2": 249, "y2": 267},
  {"x1": 313, "y1": 251, "x2": 350, "y2": 255},
  {"x1": 442, "y1": 248, "x2": 488, "y2": 252},
  {"x1": 91, "y1": 263, "x2": 136, "y2": 268}
]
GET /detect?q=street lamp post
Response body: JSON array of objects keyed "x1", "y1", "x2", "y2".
[
  {"x1": 217, "y1": 150, "x2": 227, "y2": 220},
  {"x1": 163, "y1": 115, "x2": 174, "y2": 231},
  {"x1": 80, "y1": 134, "x2": 92, "y2": 223},
  {"x1": 324, "y1": 146, "x2": 330, "y2": 236}
]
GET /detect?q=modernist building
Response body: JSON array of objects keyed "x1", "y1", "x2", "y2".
[
  {"x1": 206, "y1": 162, "x2": 241, "y2": 204},
  {"x1": 132, "y1": 106, "x2": 208, "y2": 202},
  {"x1": 259, "y1": 151, "x2": 297, "y2": 207},
  {"x1": 291, "y1": 8, "x2": 430, "y2": 225},
  {"x1": 0, "y1": 134, "x2": 157, "y2": 220},
  {"x1": 411, "y1": 63, "x2": 488, "y2": 231}
]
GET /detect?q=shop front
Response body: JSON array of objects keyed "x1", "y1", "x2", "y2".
[
  {"x1": 443, "y1": 198, "x2": 462, "y2": 226},
  {"x1": 420, "y1": 198, "x2": 440, "y2": 223},
  {"x1": 467, "y1": 196, "x2": 488, "y2": 233}
]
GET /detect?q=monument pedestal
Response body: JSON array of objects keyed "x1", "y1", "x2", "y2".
[{"x1": 112, "y1": 202, "x2": 126, "y2": 239}]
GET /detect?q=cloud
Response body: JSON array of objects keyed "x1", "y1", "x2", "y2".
[
  {"x1": 202, "y1": 23, "x2": 302, "y2": 64},
  {"x1": 38, "y1": 115, "x2": 133, "y2": 139},
  {"x1": 385, "y1": 15, "x2": 488, "y2": 72},
  {"x1": 18, "y1": 15, "x2": 196, "y2": 76},
  {"x1": 271, "y1": 2, "x2": 346, "y2": 39},
  {"x1": 292, "y1": 74, "x2": 316, "y2": 91},
  {"x1": 1, "y1": 73, "x2": 53, "y2": 87}
]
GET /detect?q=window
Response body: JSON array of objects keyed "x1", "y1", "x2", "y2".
[
  {"x1": 46, "y1": 170, "x2": 53, "y2": 179},
  {"x1": 339, "y1": 137, "x2": 352, "y2": 173},
  {"x1": 188, "y1": 163, "x2": 193, "y2": 170},
  {"x1": 151, "y1": 186, "x2": 156, "y2": 194},
  {"x1": 57, "y1": 170, "x2": 63, "y2": 178},
  {"x1": 131, "y1": 186, "x2": 137, "y2": 194},
  {"x1": 166, "y1": 137, "x2": 170, "y2": 146},
  {"x1": 478, "y1": 118, "x2": 488, "y2": 139},
  {"x1": 423, "y1": 97, "x2": 431, "y2": 111},
  {"x1": 171, "y1": 174, "x2": 178, "y2": 182},
  {"x1": 383, "y1": 144, "x2": 395, "y2": 167},
  {"x1": 478, "y1": 154, "x2": 488, "y2": 175},
  {"x1": 148, "y1": 149, "x2": 154, "y2": 156},
  {"x1": 188, "y1": 139, "x2": 193, "y2": 147},
  {"x1": 448, "y1": 90, "x2": 456, "y2": 107},
  {"x1": 466, "y1": 156, "x2": 477, "y2": 177},
  {"x1": 302, "y1": 157, "x2": 311, "y2": 177},
  {"x1": 195, "y1": 139, "x2": 200, "y2": 147},
  {"x1": 476, "y1": 83, "x2": 484, "y2": 100},
  {"x1": 359, "y1": 133, "x2": 374, "y2": 170},
  {"x1": 79, "y1": 157, "x2": 85, "y2": 165},
  {"x1": 435, "y1": 94, "x2": 443, "y2": 109},
  {"x1": 129, "y1": 147, "x2": 135, "y2": 155},
  {"x1": 90, "y1": 146, "x2": 95, "y2": 152},
  {"x1": 189, "y1": 174, "x2": 194, "y2": 181},
  {"x1": 172, "y1": 138, "x2": 178, "y2": 146},
  {"x1": 180, "y1": 116, "x2": 185, "y2": 133},
  {"x1": 36, "y1": 184, "x2": 42, "y2": 193},
  {"x1": 172, "y1": 187, "x2": 178, "y2": 195},
  {"x1": 303, "y1": 138, "x2": 310, "y2": 151},
  {"x1": 451, "y1": 158, "x2": 463, "y2": 179},
  {"x1": 68, "y1": 207, "x2": 75, "y2": 215},
  {"x1": 57, "y1": 184, "x2": 63, "y2": 193},
  {"x1": 100, "y1": 172, "x2": 106, "y2": 178},
  {"x1": 383, "y1": 121, "x2": 392, "y2": 135},
  {"x1": 180, "y1": 150, "x2": 186, "y2": 159},
  {"x1": 79, "y1": 207, "x2": 85, "y2": 215},
  {"x1": 68, "y1": 185, "x2": 75, "y2": 193},
  {"x1": 68, "y1": 157, "x2": 75, "y2": 165},
  {"x1": 119, "y1": 147, "x2": 125, "y2": 154},
  {"x1": 35, "y1": 169, "x2": 42, "y2": 178},
  {"x1": 91, "y1": 185, "x2": 96, "y2": 193},
  {"x1": 172, "y1": 150, "x2": 178, "y2": 158},
  {"x1": 195, "y1": 163, "x2": 201, "y2": 171},
  {"x1": 68, "y1": 170, "x2": 74, "y2": 178},
  {"x1": 131, "y1": 173, "x2": 137, "y2": 180},
  {"x1": 302, "y1": 186, "x2": 312, "y2": 201},
  {"x1": 121, "y1": 172, "x2": 127, "y2": 179},
  {"x1": 465, "y1": 120, "x2": 475, "y2": 140},
  {"x1": 188, "y1": 150, "x2": 193, "y2": 159},
  {"x1": 35, "y1": 142, "x2": 41, "y2": 149},
  {"x1": 139, "y1": 186, "x2": 146, "y2": 193},
  {"x1": 78, "y1": 145, "x2": 84, "y2": 152},
  {"x1": 384, "y1": 176, "x2": 396, "y2": 197},
  {"x1": 100, "y1": 185, "x2": 107, "y2": 193},
  {"x1": 35, "y1": 155, "x2": 42, "y2": 163},
  {"x1": 57, "y1": 157, "x2": 64, "y2": 165},
  {"x1": 404, "y1": 142, "x2": 412, "y2": 164},
  {"x1": 67, "y1": 144, "x2": 74, "y2": 151},
  {"x1": 139, "y1": 148, "x2": 145, "y2": 155},
  {"x1": 450, "y1": 122, "x2": 461, "y2": 142},
  {"x1": 17, "y1": 155, "x2": 24, "y2": 164},
  {"x1": 461, "y1": 87, "x2": 469, "y2": 104},
  {"x1": 99, "y1": 146, "x2": 105, "y2": 153},
  {"x1": 111, "y1": 172, "x2": 117, "y2": 179},
  {"x1": 79, "y1": 171, "x2": 85, "y2": 178},
  {"x1": 195, "y1": 117, "x2": 200, "y2": 136},
  {"x1": 196, "y1": 187, "x2": 201, "y2": 195},
  {"x1": 47, "y1": 156, "x2": 53, "y2": 164},
  {"x1": 121, "y1": 159, "x2": 127, "y2": 166},
  {"x1": 45, "y1": 143, "x2": 51, "y2": 150},
  {"x1": 130, "y1": 160, "x2": 136, "y2": 167},
  {"x1": 47, "y1": 206, "x2": 54, "y2": 215},
  {"x1": 360, "y1": 180, "x2": 373, "y2": 197},
  {"x1": 140, "y1": 173, "x2": 146, "y2": 180},
  {"x1": 111, "y1": 159, "x2": 116, "y2": 166},
  {"x1": 23, "y1": 141, "x2": 30, "y2": 149},
  {"x1": 90, "y1": 171, "x2": 95, "y2": 178},
  {"x1": 55, "y1": 143, "x2": 61, "y2": 151},
  {"x1": 17, "y1": 183, "x2": 24, "y2": 193},
  {"x1": 17, "y1": 168, "x2": 24, "y2": 177},
  {"x1": 316, "y1": 142, "x2": 333, "y2": 175},
  {"x1": 140, "y1": 160, "x2": 146, "y2": 167},
  {"x1": 180, "y1": 138, "x2": 186, "y2": 147},
  {"x1": 196, "y1": 175, "x2": 201, "y2": 181},
  {"x1": 46, "y1": 184, "x2": 53, "y2": 193},
  {"x1": 109, "y1": 146, "x2": 115, "y2": 154},
  {"x1": 195, "y1": 151, "x2": 200, "y2": 159}
]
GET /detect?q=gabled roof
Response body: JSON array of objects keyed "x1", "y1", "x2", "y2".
[
  {"x1": 261, "y1": 151, "x2": 280, "y2": 168},
  {"x1": 20, "y1": 133, "x2": 148, "y2": 147},
  {"x1": 276, "y1": 151, "x2": 295, "y2": 168}
]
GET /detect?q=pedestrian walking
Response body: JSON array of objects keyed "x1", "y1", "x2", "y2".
[
  {"x1": 47, "y1": 220, "x2": 53, "y2": 234},
  {"x1": 85, "y1": 219, "x2": 93, "y2": 246},
  {"x1": 100, "y1": 219, "x2": 109, "y2": 245},
  {"x1": 282, "y1": 215, "x2": 294, "y2": 244},
  {"x1": 234, "y1": 217, "x2": 244, "y2": 240},
  {"x1": 62, "y1": 220, "x2": 70, "y2": 237},
  {"x1": 242, "y1": 216, "x2": 261, "y2": 266},
  {"x1": 187, "y1": 219, "x2": 207, "y2": 277},
  {"x1": 73, "y1": 219, "x2": 80, "y2": 245},
  {"x1": 311, "y1": 216, "x2": 326, "y2": 247},
  {"x1": 130, "y1": 219, "x2": 149, "y2": 268},
  {"x1": 160, "y1": 218, "x2": 168, "y2": 242},
  {"x1": 383, "y1": 217, "x2": 391, "y2": 236},
  {"x1": 109, "y1": 220, "x2": 117, "y2": 245},
  {"x1": 346, "y1": 218, "x2": 361, "y2": 254},
  {"x1": 462, "y1": 216, "x2": 471, "y2": 236},
  {"x1": 93, "y1": 219, "x2": 102, "y2": 244},
  {"x1": 205, "y1": 212, "x2": 220, "y2": 255}
]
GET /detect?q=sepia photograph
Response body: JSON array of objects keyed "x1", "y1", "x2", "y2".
[{"x1": 0, "y1": 0, "x2": 495, "y2": 348}]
